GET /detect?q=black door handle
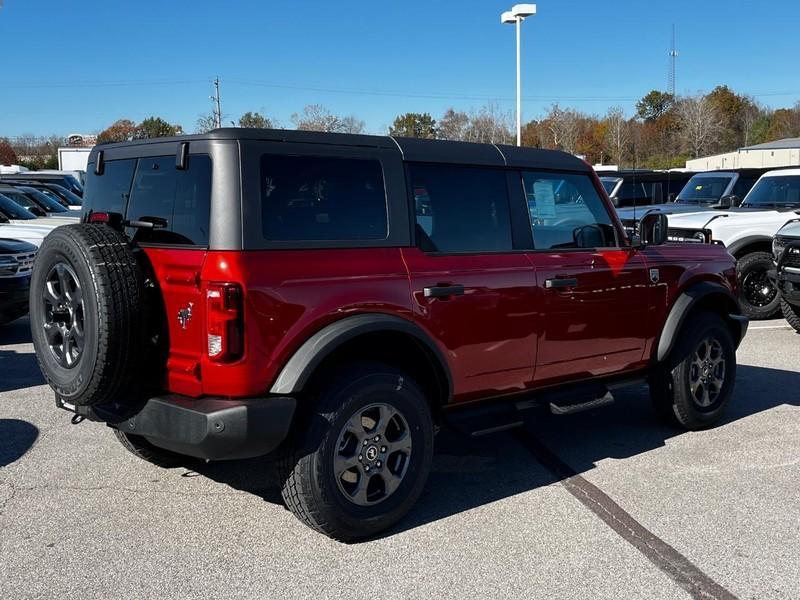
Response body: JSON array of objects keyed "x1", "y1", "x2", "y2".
[
  {"x1": 423, "y1": 284, "x2": 465, "y2": 298},
  {"x1": 544, "y1": 277, "x2": 578, "y2": 289}
]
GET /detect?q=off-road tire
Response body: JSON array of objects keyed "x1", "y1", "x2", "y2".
[
  {"x1": 737, "y1": 251, "x2": 780, "y2": 320},
  {"x1": 113, "y1": 429, "x2": 191, "y2": 468},
  {"x1": 275, "y1": 362, "x2": 434, "y2": 542},
  {"x1": 781, "y1": 298, "x2": 800, "y2": 333},
  {"x1": 29, "y1": 224, "x2": 147, "y2": 407},
  {"x1": 649, "y1": 311, "x2": 737, "y2": 430}
]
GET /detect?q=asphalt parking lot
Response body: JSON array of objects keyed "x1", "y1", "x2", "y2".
[{"x1": 1, "y1": 317, "x2": 798, "y2": 599}]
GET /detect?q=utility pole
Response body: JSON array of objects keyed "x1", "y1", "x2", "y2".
[
  {"x1": 210, "y1": 77, "x2": 222, "y2": 129},
  {"x1": 668, "y1": 25, "x2": 678, "y2": 97}
]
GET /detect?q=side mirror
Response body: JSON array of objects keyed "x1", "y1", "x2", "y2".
[
  {"x1": 717, "y1": 195, "x2": 740, "y2": 209},
  {"x1": 639, "y1": 212, "x2": 668, "y2": 246},
  {"x1": 610, "y1": 195, "x2": 620, "y2": 208},
  {"x1": 667, "y1": 192, "x2": 677, "y2": 202}
]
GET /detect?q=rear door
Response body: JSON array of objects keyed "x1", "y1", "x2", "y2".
[
  {"x1": 521, "y1": 170, "x2": 650, "y2": 384},
  {"x1": 121, "y1": 152, "x2": 213, "y2": 396},
  {"x1": 402, "y1": 163, "x2": 539, "y2": 402}
]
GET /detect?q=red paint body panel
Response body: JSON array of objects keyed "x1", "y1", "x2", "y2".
[
  {"x1": 401, "y1": 248, "x2": 538, "y2": 402},
  {"x1": 199, "y1": 248, "x2": 413, "y2": 398},
  {"x1": 143, "y1": 241, "x2": 738, "y2": 404},
  {"x1": 528, "y1": 249, "x2": 650, "y2": 384},
  {"x1": 141, "y1": 247, "x2": 206, "y2": 397}
]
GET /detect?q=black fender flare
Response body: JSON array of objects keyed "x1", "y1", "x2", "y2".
[
  {"x1": 269, "y1": 313, "x2": 453, "y2": 400},
  {"x1": 726, "y1": 235, "x2": 772, "y2": 258},
  {"x1": 655, "y1": 281, "x2": 748, "y2": 362}
]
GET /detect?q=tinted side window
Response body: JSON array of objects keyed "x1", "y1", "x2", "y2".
[
  {"x1": 409, "y1": 164, "x2": 512, "y2": 253},
  {"x1": 261, "y1": 155, "x2": 387, "y2": 241},
  {"x1": 618, "y1": 182, "x2": 647, "y2": 201},
  {"x1": 83, "y1": 159, "x2": 136, "y2": 214},
  {"x1": 125, "y1": 155, "x2": 212, "y2": 246},
  {"x1": 524, "y1": 171, "x2": 617, "y2": 250}
]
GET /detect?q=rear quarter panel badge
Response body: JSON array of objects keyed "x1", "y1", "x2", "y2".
[{"x1": 178, "y1": 303, "x2": 194, "y2": 329}]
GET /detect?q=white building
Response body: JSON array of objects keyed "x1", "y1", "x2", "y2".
[{"x1": 686, "y1": 138, "x2": 800, "y2": 171}]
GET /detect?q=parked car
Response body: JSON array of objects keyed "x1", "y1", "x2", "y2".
[
  {"x1": 0, "y1": 172, "x2": 84, "y2": 197},
  {"x1": 615, "y1": 168, "x2": 787, "y2": 231},
  {"x1": 4, "y1": 185, "x2": 79, "y2": 217},
  {"x1": 30, "y1": 129, "x2": 748, "y2": 541},
  {"x1": 0, "y1": 186, "x2": 79, "y2": 227},
  {"x1": 35, "y1": 169, "x2": 86, "y2": 187},
  {"x1": 598, "y1": 170, "x2": 695, "y2": 207},
  {"x1": 0, "y1": 238, "x2": 37, "y2": 325},
  {"x1": 665, "y1": 168, "x2": 800, "y2": 320},
  {"x1": 8, "y1": 181, "x2": 84, "y2": 210},
  {"x1": 771, "y1": 220, "x2": 800, "y2": 332},
  {"x1": 0, "y1": 212, "x2": 53, "y2": 247}
]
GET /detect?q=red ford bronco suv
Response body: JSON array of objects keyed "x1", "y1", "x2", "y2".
[{"x1": 30, "y1": 129, "x2": 748, "y2": 541}]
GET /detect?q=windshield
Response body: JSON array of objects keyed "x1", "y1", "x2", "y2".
[
  {"x1": 600, "y1": 177, "x2": 621, "y2": 194},
  {"x1": 47, "y1": 184, "x2": 82, "y2": 206},
  {"x1": 21, "y1": 188, "x2": 68, "y2": 212},
  {"x1": 676, "y1": 175, "x2": 733, "y2": 203},
  {"x1": 741, "y1": 175, "x2": 800, "y2": 208},
  {"x1": 0, "y1": 193, "x2": 37, "y2": 219},
  {"x1": 2, "y1": 190, "x2": 37, "y2": 210}
]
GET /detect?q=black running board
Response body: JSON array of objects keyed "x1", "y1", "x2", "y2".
[{"x1": 444, "y1": 378, "x2": 641, "y2": 437}]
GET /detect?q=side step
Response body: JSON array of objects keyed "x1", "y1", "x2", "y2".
[
  {"x1": 445, "y1": 387, "x2": 618, "y2": 437},
  {"x1": 549, "y1": 391, "x2": 614, "y2": 415}
]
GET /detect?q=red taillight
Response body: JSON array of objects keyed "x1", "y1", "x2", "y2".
[
  {"x1": 88, "y1": 212, "x2": 110, "y2": 223},
  {"x1": 206, "y1": 282, "x2": 244, "y2": 362}
]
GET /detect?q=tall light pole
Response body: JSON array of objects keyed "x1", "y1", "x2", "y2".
[{"x1": 501, "y1": 4, "x2": 536, "y2": 146}]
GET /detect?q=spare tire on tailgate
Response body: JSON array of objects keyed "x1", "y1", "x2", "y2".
[{"x1": 30, "y1": 223, "x2": 147, "y2": 408}]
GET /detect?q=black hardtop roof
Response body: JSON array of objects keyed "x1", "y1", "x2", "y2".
[{"x1": 92, "y1": 128, "x2": 590, "y2": 172}]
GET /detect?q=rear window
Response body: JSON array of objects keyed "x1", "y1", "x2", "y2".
[
  {"x1": 409, "y1": 164, "x2": 512, "y2": 253},
  {"x1": 260, "y1": 154, "x2": 388, "y2": 241},
  {"x1": 83, "y1": 159, "x2": 137, "y2": 215},
  {"x1": 125, "y1": 155, "x2": 212, "y2": 246}
]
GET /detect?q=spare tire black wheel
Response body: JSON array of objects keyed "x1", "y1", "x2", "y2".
[{"x1": 30, "y1": 224, "x2": 147, "y2": 408}]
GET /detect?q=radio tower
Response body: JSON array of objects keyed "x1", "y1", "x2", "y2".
[{"x1": 668, "y1": 24, "x2": 678, "y2": 97}]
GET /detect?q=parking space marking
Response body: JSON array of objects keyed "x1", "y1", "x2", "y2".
[
  {"x1": 749, "y1": 325, "x2": 792, "y2": 330},
  {"x1": 514, "y1": 430, "x2": 738, "y2": 600}
]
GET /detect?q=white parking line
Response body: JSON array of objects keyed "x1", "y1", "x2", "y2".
[{"x1": 750, "y1": 325, "x2": 792, "y2": 330}]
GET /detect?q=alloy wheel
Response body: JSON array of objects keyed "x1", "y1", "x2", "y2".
[
  {"x1": 42, "y1": 262, "x2": 85, "y2": 369},
  {"x1": 742, "y1": 268, "x2": 777, "y2": 308},
  {"x1": 688, "y1": 336, "x2": 726, "y2": 408},
  {"x1": 333, "y1": 403, "x2": 412, "y2": 506}
]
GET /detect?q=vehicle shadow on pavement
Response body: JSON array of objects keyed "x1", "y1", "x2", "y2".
[
  {"x1": 177, "y1": 364, "x2": 800, "y2": 540},
  {"x1": 0, "y1": 419, "x2": 39, "y2": 467},
  {"x1": 0, "y1": 348, "x2": 44, "y2": 393}
]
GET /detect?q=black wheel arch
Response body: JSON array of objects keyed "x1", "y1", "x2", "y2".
[
  {"x1": 727, "y1": 236, "x2": 772, "y2": 259},
  {"x1": 655, "y1": 281, "x2": 748, "y2": 363},
  {"x1": 269, "y1": 313, "x2": 453, "y2": 411}
]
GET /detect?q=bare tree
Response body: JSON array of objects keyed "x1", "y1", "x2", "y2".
[
  {"x1": 338, "y1": 115, "x2": 365, "y2": 134},
  {"x1": 195, "y1": 113, "x2": 218, "y2": 134},
  {"x1": 545, "y1": 104, "x2": 581, "y2": 154},
  {"x1": 438, "y1": 108, "x2": 470, "y2": 141},
  {"x1": 676, "y1": 95, "x2": 723, "y2": 158},
  {"x1": 464, "y1": 103, "x2": 514, "y2": 144},
  {"x1": 604, "y1": 106, "x2": 630, "y2": 165}
]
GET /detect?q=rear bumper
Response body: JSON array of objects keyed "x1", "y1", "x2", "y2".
[{"x1": 73, "y1": 394, "x2": 295, "y2": 461}]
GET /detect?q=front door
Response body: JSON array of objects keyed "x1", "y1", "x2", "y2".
[
  {"x1": 520, "y1": 170, "x2": 650, "y2": 385},
  {"x1": 402, "y1": 163, "x2": 539, "y2": 402}
]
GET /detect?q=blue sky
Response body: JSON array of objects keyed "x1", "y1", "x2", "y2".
[{"x1": 1, "y1": 0, "x2": 799, "y2": 137}]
